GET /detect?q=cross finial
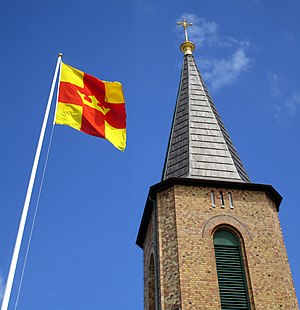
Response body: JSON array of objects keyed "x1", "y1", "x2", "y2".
[{"x1": 177, "y1": 17, "x2": 193, "y2": 42}]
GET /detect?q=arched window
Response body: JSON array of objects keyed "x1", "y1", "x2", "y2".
[
  {"x1": 214, "y1": 229, "x2": 250, "y2": 309},
  {"x1": 148, "y1": 254, "x2": 156, "y2": 310}
]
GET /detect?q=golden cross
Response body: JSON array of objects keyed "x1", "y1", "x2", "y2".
[{"x1": 177, "y1": 17, "x2": 193, "y2": 42}]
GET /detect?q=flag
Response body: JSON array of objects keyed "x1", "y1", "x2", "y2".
[{"x1": 55, "y1": 62, "x2": 126, "y2": 151}]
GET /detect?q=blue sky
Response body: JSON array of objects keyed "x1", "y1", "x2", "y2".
[{"x1": 0, "y1": 0, "x2": 299, "y2": 308}]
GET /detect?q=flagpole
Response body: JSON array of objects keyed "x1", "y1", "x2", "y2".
[
  {"x1": 1, "y1": 53, "x2": 62, "y2": 310},
  {"x1": 52, "y1": 59, "x2": 62, "y2": 125}
]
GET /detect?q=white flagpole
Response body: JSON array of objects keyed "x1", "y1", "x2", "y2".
[
  {"x1": 1, "y1": 53, "x2": 62, "y2": 310},
  {"x1": 52, "y1": 59, "x2": 62, "y2": 125}
]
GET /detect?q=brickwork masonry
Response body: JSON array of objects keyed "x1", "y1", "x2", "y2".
[{"x1": 143, "y1": 184, "x2": 299, "y2": 310}]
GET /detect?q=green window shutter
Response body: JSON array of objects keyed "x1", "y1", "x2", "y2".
[{"x1": 214, "y1": 230, "x2": 250, "y2": 310}]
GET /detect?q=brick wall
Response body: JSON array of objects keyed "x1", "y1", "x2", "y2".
[
  {"x1": 143, "y1": 183, "x2": 299, "y2": 309},
  {"x1": 143, "y1": 213, "x2": 154, "y2": 310}
]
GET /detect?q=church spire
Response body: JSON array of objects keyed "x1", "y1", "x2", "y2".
[{"x1": 162, "y1": 19, "x2": 250, "y2": 182}]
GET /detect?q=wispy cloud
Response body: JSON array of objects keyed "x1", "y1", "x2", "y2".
[
  {"x1": 268, "y1": 73, "x2": 282, "y2": 98},
  {"x1": 183, "y1": 15, "x2": 219, "y2": 47},
  {"x1": 274, "y1": 91, "x2": 300, "y2": 126},
  {"x1": 137, "y1": 0, "x2": 156, "y2": 14},
  {"x1": 176, "y1": 14, "x2": 251, "y2": 91},
  {"x1": 267, "y1": 73, "x2": 300, "y2": 126},
  {"x1": 181, "y1": 14, "x2": 249, "y2": 49},
  {"x1": 203, "y1": 49, "x2": 250, "y2": 91}
]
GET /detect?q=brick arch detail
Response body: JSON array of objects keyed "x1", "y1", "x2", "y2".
[
  {"x1": 148, "y1": 252, "x2": 156, "y2": 310},
  {"x1": 202, "y1": 214, "x2": 252, "y2": 240},
  {"x1": 145, "y1": 243, "x2": 155, "y2": 268}
]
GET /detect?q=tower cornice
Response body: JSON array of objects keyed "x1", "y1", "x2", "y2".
[{"x1": 136, "y1": 177, "x2": 282, "y2": 248}]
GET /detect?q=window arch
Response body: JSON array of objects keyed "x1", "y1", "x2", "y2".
[
  {"x1": 148, "y1": 254, "x2": 156, "y2": 310},
  {"x1": 214, "y1": 229, "x2": 250, "y2": 309}
]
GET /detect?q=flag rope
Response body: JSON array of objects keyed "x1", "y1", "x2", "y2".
[{"x1": 13, "y1": 123, "x2": 56, "y2": 310}]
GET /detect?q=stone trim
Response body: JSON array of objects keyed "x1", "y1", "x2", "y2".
[{"x1": 202, "y1": 214, "x2": 252, "y2": 241}]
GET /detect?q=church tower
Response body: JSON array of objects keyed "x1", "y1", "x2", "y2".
[{"x1": 136, "y1": 19, "x2": 299, "y2": 310}]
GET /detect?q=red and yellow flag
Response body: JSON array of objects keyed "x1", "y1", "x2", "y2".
[{"x1": 55, "y1": 62, "x2": 126, "y2": 151}]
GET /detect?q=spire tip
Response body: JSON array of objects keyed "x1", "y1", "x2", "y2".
[{"x1": 177, "y1": 17, "x2": 195, "y2": 54}]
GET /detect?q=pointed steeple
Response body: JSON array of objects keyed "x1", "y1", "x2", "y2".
[{"x1": 162, "y1": 19, "x2": 250, "y2": 182}]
